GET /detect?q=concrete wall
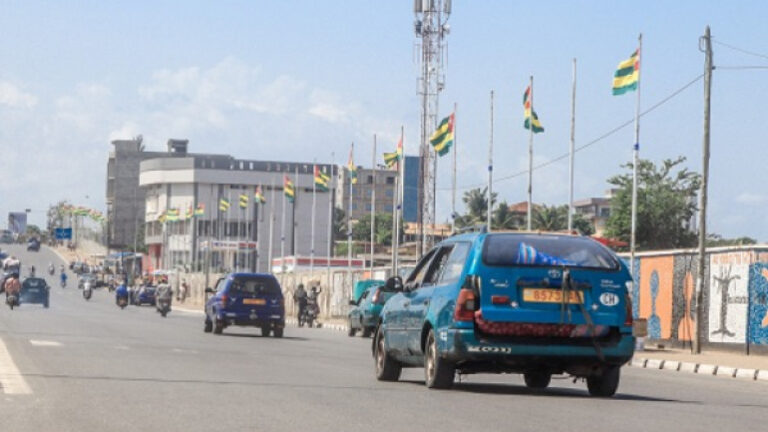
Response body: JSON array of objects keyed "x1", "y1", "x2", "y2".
[{"x1": 630, "y1": 246, "x2": 768, "y2": 350}]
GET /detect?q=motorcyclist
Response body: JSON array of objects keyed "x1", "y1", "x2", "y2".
[
  {"x1": 156, "y1": 276, "x2": 173, "y2": 308},
  {"x1": 48, "y1": 263, "x2": 55, "y2": 275},
  {"x1": 307, "y1": 285, "x2": 322, "y2": 317},
  {"x1": 293, "y1": 283, "x2": 307, "y2": 320},
  {"x1": 4, "y1": 273, "x2": 20, "y2": 298},
  {"x1": 178, "y1": 279, "x2": 189, "y2": 303},
  {"x1": 115, "y1": 281, "x2": 129, "y2": 305},
  {"x1": 60, "y1": 271, "x2": 68, "y2": 287},
  {"x1": 3, "y1": 255, "x2": 20, "y2": 272},
  {"x1": 30, "y1": 265, "x2": 36, "y2": 277}
]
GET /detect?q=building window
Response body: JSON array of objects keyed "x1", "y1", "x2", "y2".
[
  {"x1": 367, "y1": 175, "x2": 374, "y2": 184},
  {"x1": 365, "y1": 204, "x2": 372, "y2": 211},
  {"x1": 386, "y1": 176, "x2": 395, "y2": 184},
  {"x1": 352, "y1": 203, "x2": 358, "y2": 210},
  {"x1": 600, "y1": 208, "x2": 611, "y2": 218}
]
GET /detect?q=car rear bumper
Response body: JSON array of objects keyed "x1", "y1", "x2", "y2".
[
  {"x1": 437, "y1": 327, "x2": 634, "y2": 370},
  {"x1": 219, "y1": 313, "x2": 285, "y2": 328}
]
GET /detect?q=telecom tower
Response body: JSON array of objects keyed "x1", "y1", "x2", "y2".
[{"x1": 414, "y1": 0, "x2": 450, "y2": 257}]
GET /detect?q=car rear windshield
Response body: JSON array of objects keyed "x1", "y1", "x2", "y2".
[
  {"x1": 231, "y1": 276, "x2": 282, "y2": 296},
  {"x1": 482, "y1": 234, "x2": 619, "y2": 270}
]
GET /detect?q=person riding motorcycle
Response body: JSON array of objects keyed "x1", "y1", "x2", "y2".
[
  {"x1": 29, "y1": 265, "x2": 36, "y2": 277},
  {"x1": 60, "y1": 271, "x2": 68, "y2": 287},
  {"x1": 3, "y1": 255, "x2": 20, "y2": 272},
  {"x1": 4, "y1": 273, "x2": 21, "y2": 298},
  {"x1": 48, "y1": 263, "x2": 55, "y2": 275},
  {"x1": 293, "y1": 283, "x2": 307, "y2": 320},
  {"x1": 115, "y1": 282, "x2": 129, "y2": 305},
  {"x1": 155, "y1": 276, "x2": 173, "y2": 308}
]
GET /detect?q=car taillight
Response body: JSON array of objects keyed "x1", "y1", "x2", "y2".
[
  {"x1": 220, "y1": 294, "x2": 228, "y2": 308},
  {"x1": 624, "y1": 293, "x2": 633, "y2": 327},
  {"x1": 454, "y1": 288, "x2": 476, "y2": 322}
]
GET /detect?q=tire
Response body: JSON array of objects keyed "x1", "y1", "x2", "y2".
[
  {"x1": 424, "y1": 330, "x2": 455, "y2": 389},
  {"x1": 298, "y1": 316, "x2": 305, "y2": 328},
  {"x1": 362, "y1": 327, "x2": 373, "y2": 338},
  {"x1": 44, "y1": 302, "x2": 49, "y2": 309},
  {"x1": 273, "y1": 328, "x2": 284, "y2": 338},
  {"x1": 213, "y1": 319, "x2": 224, "y2": 335},
  {"x1": 261, "y1": 327, "x2": 272, "y2": 337},
  {"x1": 587, "y1": 366, "x2": 621, "y2": 397},
  {"x1": 204, "y1": 319, "x2": 213, "y2": 333},
  {"x1": 307, "y1": 319, "x2": 314, "y2": 328},
  {"x1": 374, "y1": 327, "x2": 401, "y2": 382},
  {"x1": 347, "y1": 325, "x2": 357, "y2": 337},
  {"x1": 523, "y1": 371, "x2": 552, "y2": 389},
  {"x1": 161, "y1": 310, "x2": 167, "y2": 318}
]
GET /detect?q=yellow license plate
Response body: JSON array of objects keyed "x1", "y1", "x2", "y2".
[
  {"x1": 243, "y1": 298, "x2": 266, "y2": 305},
  {"x1": 522, "y1": 288, "x2": 583, "y2": 304}
]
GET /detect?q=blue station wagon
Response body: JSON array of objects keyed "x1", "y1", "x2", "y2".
[
  {"x1": 347, "y1": 285, "x2": 397, "y2": 338},
  {"x1": 373, "y1": 231, "x2": 635, "y2": 396},
  {"x1": 205, "y1": 273, "x2": 285, "y2": 338}
]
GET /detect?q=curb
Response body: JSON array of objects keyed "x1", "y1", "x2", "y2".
[
  {"x1": 285, "y1": 317, "x2": 349, "y2": 332},
  {"x1": 629, "y1": 356, "x2": 767, "y2": 383}
]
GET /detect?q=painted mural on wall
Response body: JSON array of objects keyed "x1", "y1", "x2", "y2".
[
  {"x1": 671, "y1": 255, "x2": 701, "y2": 342},
  {"x1": 707, "y1": 252, "x2": 750, "y2": 344},
  {"x1": 748, "y1": 264, "x2": 768, "y2": 345},
  {"x1": 638, "y1": 256, "x2": 674, "y2": 340}
]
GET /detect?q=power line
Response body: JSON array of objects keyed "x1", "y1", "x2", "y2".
[
  {"x1": 712, "y1": 39, "x2": 768, "y2": 61},
  {"x1": 716, "y1": 65, "x2": 768, "y2": 70},
  {"x1": 443, "y1": 73, "x2": 705, "y2": 192}
]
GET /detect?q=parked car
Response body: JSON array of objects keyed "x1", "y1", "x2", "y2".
[
  {"x1": 347, "y1": 285, "x2": 396, "y2": 337},
  {"x1": 26, "y1": 238, "x2": 40, "y2": 252},
  {"x1": 20, "y1": 277, "x2": 49, "y2": 308},
  {"x1": 204, "y1": 273, "x2": 285, "y2": 337},
  {"x1": 373, "y1": 231, "x2": 635, "y2": 396},
  {"x1": 352, "y1": 279, "x2": 386, "y2": 304},
  {"x1": 132, "y1": 285, "x2": 156, "y2": 306}
]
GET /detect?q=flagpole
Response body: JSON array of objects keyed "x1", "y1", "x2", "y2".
[
  {"x1": 280, "y1": 174, "x2": 286, "y2": 275},
  {"x1": 268, "y1": 177, "x2": 276, "y2": 273},
  {"x1": 252, "y1": 187, "x2": 258, "y2": 272},
  {"x1": 311, "y1": 161, "x2": 317, "y2": 280},
  {"x1": 630, "y1": 33, "x2": 643, "y2": 286},
  {"x1": 394, "y1": 127, "x2": 403, "y2": 277},
  {"x1": 487, "y1": 90, "x2": 494, "y2": 232},
  {"x1": 451, "y1": 102, "x2": 457, "y2": 233},
  {"x1": 237, "y1": 191, "x2": 242, "y2": 272},
  {"x1": 347, "y1": 143, "x2": 353, "y2": 292},
  {"x1": 293, "y1": 165, "x2": 299, "y2": 260},
  {"x1": 568, "y1": 59, "x2": 577, "y2": 232},
  {"x1": 227, "y1": 188, "x2": 233, "y2": 271},
  {"x1": 370, "y1": 134, "x2": 376, "y2": 275},
  {"x1": 527, "y1": 76, "x2": 534, "y2": 231},
  {"x1": 326, "y1": 153, "x2": 335, "y2": 292}
]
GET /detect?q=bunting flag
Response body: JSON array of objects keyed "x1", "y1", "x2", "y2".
[
  {"x1": 314, "y1": 165, "x2": 330, "y2": 192},
  {"x1": 254, "y1": 185, "x2": 267, "y2": 204},
  {"x1": 239, "y1": 194, "x2": 249, "y2": 209},
  {"x1": 384, "y1": 136, "x2": 404, "y2": 169},
  {"x1": 219, "y1": 198, "x2": 230, "y2": 212},
  {"x1": 430, "y1": 113, "x2": 455, "y2": 156},
  {"x1": 523, "y1": 86, "x2": 544, "y2": 133},
  {"x1": 284, "y1": 175, "x2": 295, "y2": 203},
  {"x1": 613, "y1": 49, "x2": 640, "y2": 96},
  {"x1": 166, "y1": 208, "x2": 180, "y2": 222},
  {"x1": 194, "y1": 203, "x2": 205, "y2": 216},
  {"x1": 157, "y1": 211, "x2": 167, "y2": 224},
  {"x1": 347, "y1": 145, "x2": 357, "y2": 184},
  {"x1": 186, "y1": 205, "x2": 194, "y2": 219}
]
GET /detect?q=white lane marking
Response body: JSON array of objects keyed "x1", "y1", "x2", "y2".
[
  {"x1": 29, "y1": 340, "x2": 62, "y2": 347},
  {"x1": 0, "y1": 337, "x2": 32, "y2": 395},
  {"x1": 174, "y1": 308, "x2": 205, "y2": 316}
]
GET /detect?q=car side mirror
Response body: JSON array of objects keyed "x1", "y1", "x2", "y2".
[
  {"x1": 385, "y1": 276, "x2": 403, "y2": 292},
  {"x1": 204, "y1": 287, "x2": 214, "y2": 294},
  {"x1": 348, "y1": 299, "x2": 357, "y2": 306},
  {"x1": 404, "y1": 281, "x2": 419, "y2": 292}
]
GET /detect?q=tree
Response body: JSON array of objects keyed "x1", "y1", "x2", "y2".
[
  {"x1": 529, "y1": 205, "x2": 595, "y2": 235},
  {"x1": 332, "y1": 207, "x2": 346, "y2": 241},
  {"x1": 492, "y1": 201, "x2": 520, "y2": 230},
  {"x1": 351, "y1": 212, "x2": 400, "y2": 246},
  {"x1": 706, "y1": 233, "x2": 757, "y2": 247},
  {"x1": 605, "y1": 156, "x2": 701, "y2": 250},
  {"x1": 455, "y1": 187, "x2": 497, "y2": 228}
]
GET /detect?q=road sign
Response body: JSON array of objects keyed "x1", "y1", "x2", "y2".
[{"x1": 54, "y1": 228, "x2": 72, "y2": 240}]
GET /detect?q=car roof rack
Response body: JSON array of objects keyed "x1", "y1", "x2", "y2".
[{"x1": 452, "y1": 225, "x2": 488, "y2": 236}]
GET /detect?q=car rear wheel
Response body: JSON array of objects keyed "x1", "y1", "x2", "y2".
[
  {"x1": 362, "y1": 327, "x2": 373, "y2": 338},
  {"x1": 347, "y1": 325, "x2": 357, "y2": 337},
  {"x1": 523, "y1": 371, "x2": 551, "y2": 389},
  {"x1": 374, "y1": 327, "x2": 401, "y2": 382},
  {"x1": 213, "y1": 319, "x2": 224, "y2": 335},
  {"x1": 425, "y1": 330, "x2": 454, "y2": 389},
  {"x1": 273, "y1": 328, "x2": 284, "y2": 338},
  {"x1": 261, "y1": 327, "x2": 272, "y2": 337},
  {"x1": 587, "y1": 366, "x2": 620, "y2": 397}
]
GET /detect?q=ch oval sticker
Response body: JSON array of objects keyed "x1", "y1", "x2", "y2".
[{"x1": 599, "y1": 292, "x2": 620, "y2": 307}]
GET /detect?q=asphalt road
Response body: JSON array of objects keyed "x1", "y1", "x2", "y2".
[{"x1": 0, "y1": 245, "x2": 766, "y2": 432}]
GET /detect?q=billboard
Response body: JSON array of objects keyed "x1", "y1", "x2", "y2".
[{"x1": 8, "y1": 212, "x2": 27, "y2": 234}]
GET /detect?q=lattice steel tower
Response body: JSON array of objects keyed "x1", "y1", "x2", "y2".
[{"x1": 414, "y1": 0, "x2": 450, "y2": 257}]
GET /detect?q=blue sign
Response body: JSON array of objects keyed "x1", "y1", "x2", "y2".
[{"x1": 54, "y1": 228, "x2": 72, "y2": 240}]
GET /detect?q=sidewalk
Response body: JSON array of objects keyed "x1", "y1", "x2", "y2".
[{"x1": 631, "y1": 345, "x2": 768, "y2": 382}]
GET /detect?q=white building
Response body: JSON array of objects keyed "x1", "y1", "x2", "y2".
[{"x1": 138, "y1": 143, "x2": 335, "y2": 273}]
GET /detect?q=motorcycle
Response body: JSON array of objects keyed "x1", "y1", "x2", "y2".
[
  {"x1": 156, "y1": 296, "x2": 171, "y2": 318},
  {"x1": 83, "y1": 282, "x2": 93, "y2": 301},
  {"x1": 48, "y1": 265, "x2": 55, "y2": 276},
  {"x1": 6, "y1": 293, "x2": 19, "y2": 310},
  {"x1": 299, "y1": 299, "x2": 319, "y2": 328},
  {"x1": 60, "y1": 278, "x2": 67, "y2": 288}
]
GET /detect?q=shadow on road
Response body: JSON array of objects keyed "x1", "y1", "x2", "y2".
[{"x1": 218, "y1": 332, "x2": 308, "y2": 342}]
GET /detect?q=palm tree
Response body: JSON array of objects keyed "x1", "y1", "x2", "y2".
[
  {"x1": 532, "y1": 205, "x2": 566, "y2": 231},
  {"x1": 456, "y1": 187, "x2": 497, "y2": 228}
]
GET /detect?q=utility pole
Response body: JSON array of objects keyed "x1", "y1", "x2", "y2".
[{"x1": 694, "y1": 25, "x2": 713, "y2": 355}]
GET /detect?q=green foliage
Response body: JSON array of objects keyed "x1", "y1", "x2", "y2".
[
  {"x1": 351, "y1": 212, "x2": 401, "y2": 246},
  {"x1": 531, "y1": 205, "x2": 594, "y2": 235},
  {"x1": 333, "y1": 207, "x2": 346, "y2": 241},
  {"x1": 706, "y1": 234, "x2": 757, "y2": 247},
  {"x1": 605, "y1": 156, "x2": 701, "y2": 250},
  {"x1": 334, "y1": 242, "x2": 364, "y2": 256},
  {"x1": 455, "y1": 187, "x2": 497, "y2": 228}
]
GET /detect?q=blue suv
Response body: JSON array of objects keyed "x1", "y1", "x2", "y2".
[
  {"x1": 205, "y1": 273, "x2": 285, "y2": 337},
  {"x1": 373, "y1": 232, "x2": 634, "y2": 396}
]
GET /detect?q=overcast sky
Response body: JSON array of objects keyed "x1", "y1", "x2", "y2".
[{"x1": 1, "y1": 1, "x2": 766, "y2": 241}]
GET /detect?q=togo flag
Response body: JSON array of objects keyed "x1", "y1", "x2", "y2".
[{"x1": 430, "y1": 113, "x2": 454, "y2": 157}]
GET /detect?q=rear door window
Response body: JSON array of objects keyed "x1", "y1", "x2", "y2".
[
  {"x1": 421, "y1": 245, "x2": 455, "y2": 286},
  {"x1": 406, "y1": 248, "x2": 437, "y2": 285},
  {"x1": 482, "y1": 234, "x2": 619, "y2": 270},
  {"x1": 230, "y1": 276, "x2": 281, "y2": 297},
  {"x1": 438, "y1": 242, "x2": 471, "y2": 285}
]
